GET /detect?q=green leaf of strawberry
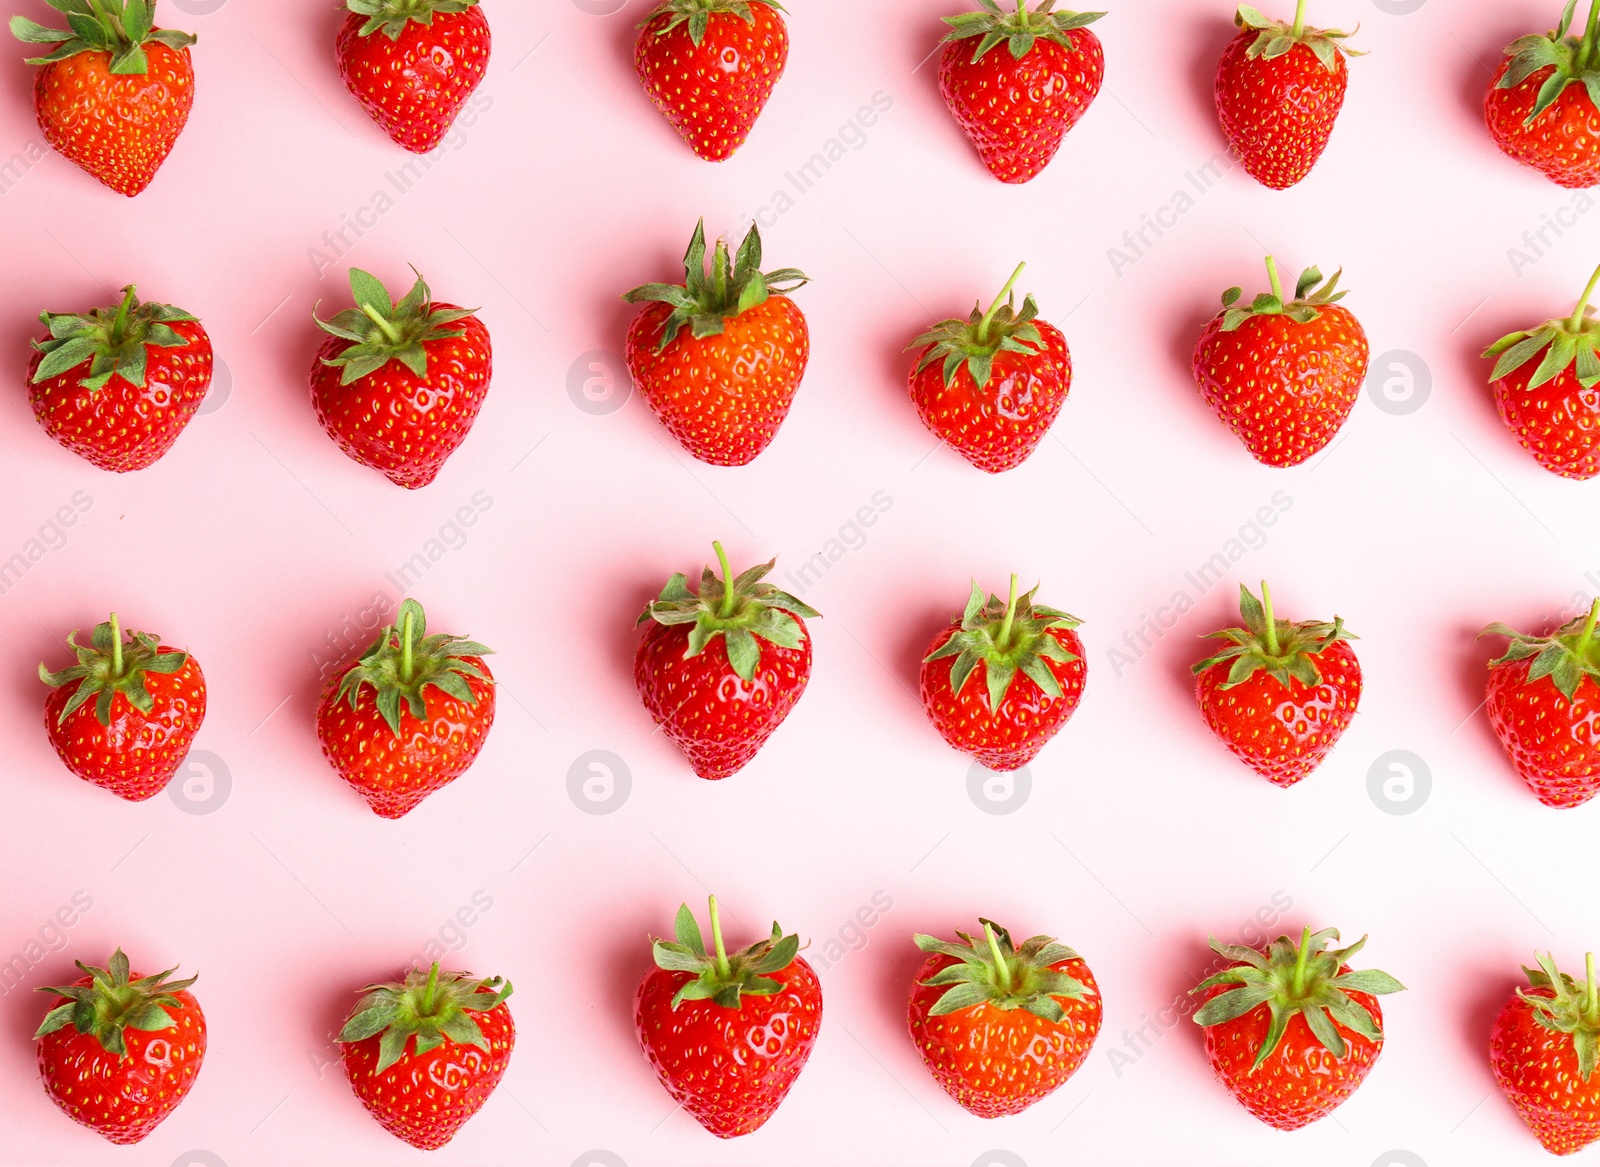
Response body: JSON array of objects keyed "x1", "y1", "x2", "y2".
[
  {"x1": 39, "y1": 613, "x2": 189, "y2": 728},
  {"x1": 909, "y1": 262, "x2": 1045, "y2": 391},
  {"x1": 35, "y1": 948, "x2": 197, "y2": 1060},
  {"x1": 651, "y1": 896, "x2": 800, "y2": 1010},
  {"x1": 1522, "y1": 951, "x2": 1600, "y2": 1080},
  {"x1": 639, "y1": 0, "x2": 786, "y2": 48},
  {"x1": 941, "y1": 0, "x2": 1104, "y2": 64},
  {"x1": 924, "y1": 574, "x2": 1081, "y2": 713},
  {"x1": 333, "y1": 598, "x2": 493, "y2": 737},
  {"x1": 1485, "y1": 264, "x2": 1600, "y2": 393},
  {"x1": 1232, "y1": 1, "x2": 1359, "y2": 71},
  {"x1": 346, "y1": 0, "x2": 481, "y2": 41},
  {"x1": 315, "y1": 267, "x2": 478, "y2": 387},
  {"x1": 338, "y1": 962, "x2": 511, "y2": 1074},
  {"x1": 1193, "y1": 582, "x2": 1355, "y2": 691},
  {"x1": 30, "y1": 286, "x2": 197, "y2": 394},
  {"x1": 1483, "y1": 597, "x2": 1600, "y2": 702},
  {"x1": 10, "y1": 0, "x2": 196, "y2": 74},
  {"x1": 913, "y1": 920, "x2": 1088, "y2": 1024},
  {"x1": 1218, "y1": 256, "x2": 1347, "y2": 333},
  {"x1": 1497, "y1": 0, "x2": 1600, "y2": 122}
]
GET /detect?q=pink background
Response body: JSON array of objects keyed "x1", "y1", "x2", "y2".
[{"x1": 0, "y1": 0, "x2": 1593, "y2": 1163}]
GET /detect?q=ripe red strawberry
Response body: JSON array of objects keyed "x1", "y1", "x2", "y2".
[
  {"x1": 27, "y1": 285, "x2": 213, "y2": 472},
  {"x1": 1482, "y1": 599, "x2": 1600, "y2": 808},
  {"x1": 635, "y1": 542, "x2": 817, "y2": 781},
  {"x1": 1192, "y1": 583, "x2": 1361, "y2": 788},
  {"x1": 336, "y1": 0, "x2": 490, "y2": 153},
  {"x1": 635, "y1": 897, "x2": 821, "y2": 1138},
  {"x1": 39, "y1": 613, "x2": 206, "y2": 802},
  {"x1": 634, "y1": 0, "x2": 788, "y2": 161},
  {"x1": 338, "y1": 963, "x2": 514, "y2": 1150},
  {"x1": 1483, "y1": 264, "x2": 1600, "y2": 480},
  {"x1": 9, "y1": 0, "x2": 196, "y2": 196},
  {"x1": 1192, "y1": 257, "x2": 1369, "y2": 467},
  {"x1": 311, "y1": 267, "x2": 492, "y2": 489},
  {"x1": 1192, "y1": 927, "x2": 1404, "y2": 1130},
  {"x1": 1214, "y1": 3, "x2": 1358, "y2": 190},
  {"x1": 1491, "y1": 952, "x2": 1600, "y2": 1154},
  {"x1": 938, "y1": 1, "x2": 1105, "y2": 184},
  {"x1": 920, "y1": 575, "x2": 1085, "y2": 772},
  {"x1": 907, "y1": 263, "x2": 1072, "y2": 473},
  {"x1": 907, "y1": 920, "x2": 1102, "y2": 1118},
  {"x1": 624, "y1": 221, "x2": 809, "y2": 466},
  {"x1": 35, "y1": 949, "x2": 205, "y2": 1144},
  {"x1": 316, "y1": 598, "x2": 495, "y2": 818},
  {"x1": 1486, "y1": 1, "x2": 1600, "y2": 189}
]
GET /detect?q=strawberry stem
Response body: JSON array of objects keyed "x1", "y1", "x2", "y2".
[
  {"x1": 707, "y1": 895, "x2": 732, "y2": 978},
  {"x1": 1572, "y1": 263, "x2": 1600, "y2": 330},
  {"x1": 359, "y1": 302, "x2": 403, "y2": 344},
  {"x1": 1260, "y1": 581, "x2": 1280, "y2": 656},
  {"x1": 109, "y1": 285, "x2": 137, "y2": 347},
  {"x1": 1015, "y1": 0, "x2": 1029, "y2": 24},
  {"x1": 1579, "y1": 1, "x2": 1600, "y2": 72},
  {"x1": 1291, "y1": 0, "x2": 1307, "y2": 38},
  {"x1": 1265, "y1": 256, "x2": 1284, "y2": 304},
  {"x1": 399, "y1": 606, "x2": 415, "y2": 683},
  {"x1": 1290, "y1": 925, "x2": 1312, "y2": 996},
  {"x1": 713, "y1": 541, "x2": 736, "y2": 618},
  {"x1": 984, "y1": 922, "x2": 1014, "y2": 992},
  {"x1": 108, "y1": 612, "x2": 124, "y2": 678},
  {"x1": 997, "y1": 574, "x2": 1021, "y2": 651},
  {"x1": 977, "y1": 263, "x2": 1027, "y2": 345},
  {"x1": 421, "y1": 962, "x2": 438, "y2": 1014},
  {"x1": 1576, "y1": 599, "x2": 1600, "y2": 654},
  {"x1": 712, "y1": 239, "x2": 729, "y2": 306},
  {"x1": 1586, "y1": 952, "x2": 1598, "y2": 1018}
]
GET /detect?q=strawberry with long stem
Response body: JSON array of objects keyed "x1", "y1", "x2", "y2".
[
  {"x1": 1487, "y1": 1, "x2": 1600, "y2": 189},
  {"x1": 1493, "y1": 952, "x2": 1600, "y2": 1154}
]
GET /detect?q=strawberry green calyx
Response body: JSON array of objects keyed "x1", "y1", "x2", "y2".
[
  {"x1": 914, "y1": 921, "x2": 1089, "y2": 1023},
  {"x1": 1484, "y1": 263, "x2": 1600, "y2": 392},
  {"x1": 1483, "y1": 598, "x2": 1600, "y2": 701},
  {"x1": 1521, "y1": 952, "x2": 1600, "y2": 1080},
  {"x1": 639, "y1": 0, "x2": 785, "y2": 47},
  {"x1": 1193, "y1": 582, "x2": 1354, "y2": 691},
  {"x1": 338, "y1": 963, "x2": 512, "y2": 1074},
  {"x1": 346, "y1": 0, "x2": 480, "y2": 40},
  {"x1": 942, "y1": 0, "x2": 1103, "y2": 64},
  {"x1": 35, "y1": 948, "x2": 195, "y2": 1059},
  {"x1": 11, "y1": 0, "x2": 194, "y2": 73},
  {"x1": 652, "y1": 896, "x2": 801, "y2": 1010},
  {"x1": 638, "y1": 541, "x2": 819, "y2": 683},
  {"x1": 334, "y1": 598, "x2": 492, "y2": 736},
  {"x1": 1192, "y1": 927, "x2": 1405, "y2": 1071},
  {"x1": 910, "y1": 263, "x2": 1045, "y2": 390},
  {"x1": 1233, "y1": 1, "x2": 1359, "y2": 73},
  {"x1": 623, "y1": 220, "x2": 809, "y2": 353},
  {"x1": 30, "y1": 285, "x2": 197, "y2": 393},
  {"x1": 1219, "y1": 256, "x2": 1347, "y2": 333},
  {"x1": 315, "y1": 267, "x2": 478, "y2": 387},
  {"x1": 39, "y1": 613, "x2": 188, "y2": 728},
  {"x1": 925, "y1": 574, "x2": 1081, "y2": 714},
  {"x1": 1496, "y1": 0, "x2": 1600, "y2": 124}
]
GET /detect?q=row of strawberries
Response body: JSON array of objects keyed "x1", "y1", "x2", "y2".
[{"x1": 24, "y1": 915, "x2": 1600, "y2": 1155}]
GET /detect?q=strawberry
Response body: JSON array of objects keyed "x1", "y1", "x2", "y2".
[
  {"x1": 1213, "y1": 3, "x2": 1358, "y2": 190},
  {"x1": 338, "y1": 963, "x2": 514, "y2": 1150},
  {"x1": 9, "y1": 0, "x2": 196, "y2": 196},
  {"x1": 634, "y1": 0, "x2": 788, "y2": 161},
  {"x1": 27, "y1": 285, "x2": 213, "y2": 472},
  {"x1": 635, "y1": 542, "x2": 817, "y2": 781},
  {"x1": 316, "y1": 598, "x2": 495, "y2": 818},
  {"x1": 920, "y1": 575, "x2": 1085, "y2": 773},
  {"x1": 1486, "y1": 1, "x2": 1600, "y2": 190},
  {"x1": 1483, "y1": 263, "x2": 1600, "y2": 480},
  {"x1": 635, "y1": 897, "x2": 821, "y2": 1138},
  {"x1": 1491, "y1": 952, "x2": 1600, "y2": 1155},
  {"x1": 624, "y1": 221, "x2": 810, "y2": 466},
  {"x1": 35, "y1": 948, "x2": 205, "y2": 1144},
  {"x1": 907, "y1": 263, "x2": 1072, "y2": 473},
  {"x1": 1482, "y1": 599, "x2": 1600, "y2": 809},
  {"x1": 937, "y1": 1, "x2": 1105, "y2": 184},
  {"x1": 1192, "y1": 583, "x2": 1361, "y2": 788},
  {"x1": 311, "y1": 266, "x2": 492, "y2": 489},
  {"x1": 1192, "y1": 257, "x2": 1369, "y2": 467},
  {"x1": 39, "y1": 613, "x2": 206, "y2": 803},
  {"x1": 907, "y1": 920, "x2": 1101, "y2": 1118},
  {"x1": 336, "y1": 0, "x2": 490, "y2": 154},
  {"x1": 1192, "y1": 927, "x2": 1404, "y2": 1131}
]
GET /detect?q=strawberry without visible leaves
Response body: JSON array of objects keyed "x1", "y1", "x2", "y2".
[
  {"x1": 907, "y1": 921, "x2": 1102, "y2": 1118},
  {"x1": 1487, "y1": 1, "x2": 1600, "y2": 189},
  {"x1": 1491, "y1": 952, "x2": 1600, "y2": 1155},
  {"x1": 1192, "y1": 256, "x2": 1369, "y2": 467},
  {"x1": 338, "y1": 963, "x2": 514, "y2": 1150},
  {"x1": 624, "y1": 221, "x2": 810, "y2": 466},
  {"x1": 636, "y1": 897, "x2": 821, "y2": 1138},
  {"x1": 938, "y1": 1, "x2": 1105, "y2": 184},
  {"x1": 635, "y1": 542, "x2": 817, "y2": 780},
  {"x1": 921, "y1": 575, "x2": 1086, "y2": 773},
  {"x1": 634, "y1": 0, "x2": 788, "y2": 161},
  {"x1": 1214, "y1": 2, "x2": 1357, "y2": 190},
  {"x1": 907, "y1": 263, "x2": 1073, "y2": 473},
  {"x1": 35, "y1": 949, "x2": 205, "y2": 1144},
  {"x1": 1192, "y1": 582, "x2": 1361, "y2": 788},
  {"x1": 336, "y1": 0, "x2": 490, "y2": 153},
  {"x1": 28, "y1": 285, "x2": 212, "y2": 472},
  {"x1": 316, "y1": 598, "x2": 495, "y2": 818},
  {"x1": 1192, "y1": 927, "x2": 1404, "y2": 1131},
  {"x1": 9, "y1": 0, "x2": 195, "y2": 196},
  {"x1": 39, "y1": 613, "x2": 205, "y2": 802},
  {"x1": 312, "y1": 266, "x2": 492, "y2": 489}
]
